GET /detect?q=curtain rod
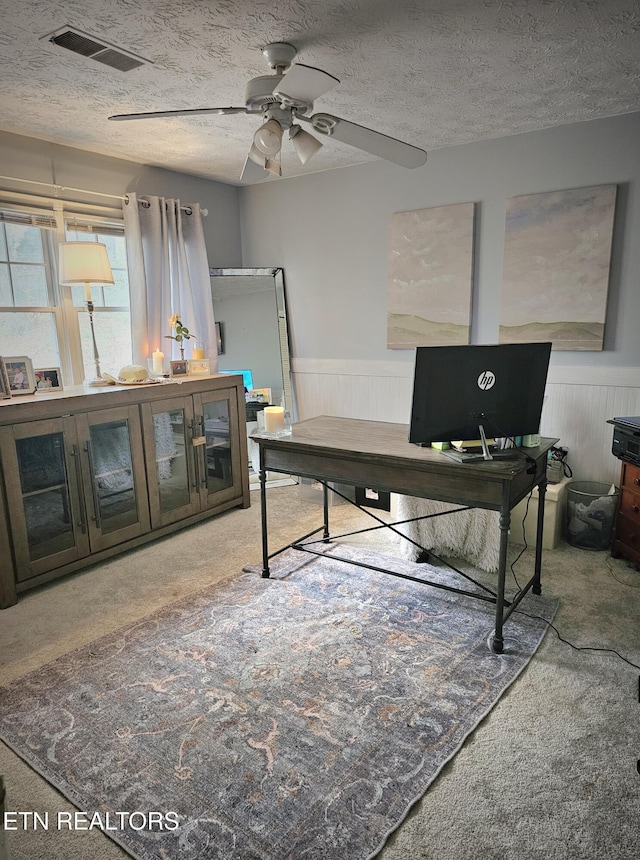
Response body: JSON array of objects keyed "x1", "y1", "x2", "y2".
[{"x1": 0, "y1": 175, "x2": 208, "y2": 216}]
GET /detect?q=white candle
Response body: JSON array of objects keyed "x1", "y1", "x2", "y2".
[
  {"x1": 264, "y1": 406, "x2": 285, "y2": 434},
  {"x1": 152, "y1": 347, "x2": 164, "y2": 374}
]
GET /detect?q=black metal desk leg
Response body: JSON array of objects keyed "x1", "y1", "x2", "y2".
[
  {"x1": 322, "y1": 481, "x2": 330, "y2": 542},
  {"x1": 533, "y1": 479, "x2": 546, "y2": 594},
  {"x1": 259, "y1": 448, "x2": 270, "y2": 578},
  {"x1": 493, "y1": 505, "x2": 511, "y2": 653}
]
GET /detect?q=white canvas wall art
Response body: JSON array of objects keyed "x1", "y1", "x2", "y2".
[
  {"x1": 387, "y1": 203, "x2": 475, "y2": 349},
  {"x1": 499, "y1": 184, "x2": 617, "y2": 350}
]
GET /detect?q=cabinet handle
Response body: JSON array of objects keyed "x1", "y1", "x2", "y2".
[
  {"x1": 199, "y1": 415, "x2": 207, "y2": 487},
  {"x1": 188, "y1": 419, "x2": 199, "y2": 488},
  {"x1": 70, "y1": 444, "x2": 87, "y2": 533},
  {"x1": 84, "y1": 441, "x2": 102, "y2": 529},
  {"x1": 632, "y1": 504, "x2": 639, "y2": 514},
  {"x1": 635, "y1": 477, "x2": 640, "y2": 485}
]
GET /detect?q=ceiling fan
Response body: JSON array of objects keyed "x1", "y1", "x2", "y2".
[{"x1": 109, "y1": 42, "x2": 427, "y2": 181}]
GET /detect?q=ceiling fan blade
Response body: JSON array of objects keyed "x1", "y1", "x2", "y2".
[
  {"x1": 273, "y1": 64, "x2": 339, "y2": 104},
  {"x1": 304, "y1": 113, "x2": 427, "y2": 168},
  {"x1": 240, "y1": 145, "x2": 277, "y2": 182},
  {"x1": 109, "y1": 107, "x2": 248, "y2": 121}
]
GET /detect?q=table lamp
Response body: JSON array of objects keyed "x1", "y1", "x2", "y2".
[{"x1": 58, "y1": 242, "x2": 115, "y2": 386}]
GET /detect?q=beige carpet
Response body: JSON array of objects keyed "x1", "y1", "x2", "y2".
[{"x1": 1, "y1": 484, "x2": 639, "y2": 859}]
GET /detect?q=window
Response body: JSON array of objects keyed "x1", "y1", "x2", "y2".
[{"x1": 0, "y1": 208, "x2": 132, "y2": 385}]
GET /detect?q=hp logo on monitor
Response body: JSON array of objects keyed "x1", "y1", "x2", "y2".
[{"x1": 477, "y1": 370, "x2": 496, "y2": 391}]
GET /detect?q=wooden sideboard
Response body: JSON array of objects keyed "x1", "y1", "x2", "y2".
[{"x1": 0, "y1": 375, "x2": 250, "y2": 608}]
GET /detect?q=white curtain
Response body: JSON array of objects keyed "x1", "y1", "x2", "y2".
[{"x1": 123, "y1": 192, "x2": 217, "y2": 369}]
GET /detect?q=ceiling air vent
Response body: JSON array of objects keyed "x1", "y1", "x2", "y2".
[{"x1": 43, "y1": 26, "x2": 151, "y2": 72}]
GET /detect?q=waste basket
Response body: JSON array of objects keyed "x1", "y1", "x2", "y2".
[{"x1": 566, "y1": 481, "x2": 619, "y2": 550}]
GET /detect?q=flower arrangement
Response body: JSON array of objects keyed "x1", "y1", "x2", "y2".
[{"x1": 166, "y1": 315, "x2": 195, "y2": 358}]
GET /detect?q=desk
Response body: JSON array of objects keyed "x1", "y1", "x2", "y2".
[{"x1": 253, "y1": 416, "x2": 557, "y2": 653}]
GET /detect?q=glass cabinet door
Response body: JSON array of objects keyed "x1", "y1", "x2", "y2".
[
  {"x1": 142, "y1": 396, "x2": 200, "y2": 528},
  {"x1": 197, "y1": 389, "x2": 243, "y2": 507},
  {"x1": 142, "y1": 388, "x2": 244, "y2": 525},
  {"x1": 76, "y1": 405, "x2": 151, "y2": 552},
  {"x1": 0, "y1": 485, "x2": 16, "y2": 607},
  {"x1": 0, "y1": 418, "x2": 90, "y2": 581}
]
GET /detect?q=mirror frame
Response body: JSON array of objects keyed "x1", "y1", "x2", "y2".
[{"x1": 208, "y1": 267, "x2": 294, "y2": 416}]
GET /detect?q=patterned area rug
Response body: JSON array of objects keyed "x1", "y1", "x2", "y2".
[{"x1": 0, "y1": 546, "x2": 556, "y2": 860}]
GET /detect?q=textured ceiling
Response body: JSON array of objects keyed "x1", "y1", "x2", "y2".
[{"x1": 1, "y1": 0, "x2": 639, "y2": 186}]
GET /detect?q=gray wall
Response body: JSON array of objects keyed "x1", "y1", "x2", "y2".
[
  {"x1": 0, "y1": 130, "x2": 242, "y2": 267},
  {"x1": 238, "y1": 112, "x2": 640, "y2": 371},
  {"x1": 238, "y1": 112, "x2": 640, "y2": 483}
]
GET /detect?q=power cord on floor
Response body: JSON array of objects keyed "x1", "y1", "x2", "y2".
[
  {"x1": 515, "y1": 608, "x2": 640, "y2": 671},
  {"x1": 510, "y1": 489, "x2": 640, "y2": 672},
  {"x1": 605, "y1": 554, "x2": 640, "y2": 588}
]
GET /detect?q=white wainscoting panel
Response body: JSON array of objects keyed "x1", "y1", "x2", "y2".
[
  {"x1": 541, "y1": 382, "x2": 640, "y2": 485},
  {"x1": 292, "y1": 358, "x2": 639, "y2": 485}
]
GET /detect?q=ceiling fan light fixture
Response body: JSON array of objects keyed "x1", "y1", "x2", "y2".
[
  {"x1": 253, "y1": 118, "x2": 283, "y2": 156},
  {"x1": 264, "y1": 157, "x2": 282, "y2": 177},
  {"x1": 289, "y1": 125, "x2": 323, "y2": 164}
]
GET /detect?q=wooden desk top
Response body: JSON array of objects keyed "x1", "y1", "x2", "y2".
[{"x1": 254, "y1": 416, "x2": 557, "y2": 509}]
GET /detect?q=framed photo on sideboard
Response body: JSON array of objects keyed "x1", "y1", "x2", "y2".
[{"x1": 3, "y1": 356, "x2": 36, "y2": 396}]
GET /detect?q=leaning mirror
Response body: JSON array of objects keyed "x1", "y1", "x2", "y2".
[{"x1": 209, "y1": 267, "x2": 294, "y2": 482}]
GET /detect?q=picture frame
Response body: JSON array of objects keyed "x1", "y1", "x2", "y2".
[
  {"x1": 34, "y1": 367, "x2": 63, "y2": 391},
  {"x1": 188, "y1": 358, "x2": 211, "y2": 376},
  {"x1": 4, "y1": 356, "x2": 36, "y2": 396},
  {"x1": 0, "y1": 358, "x2": 11, "y2": 400},
  {"x1": 170, "y1": 359, "x2": 189, "y2": 378},
  {"x1": 246, "y1": 387, "x2": 271, "y2": 404}
]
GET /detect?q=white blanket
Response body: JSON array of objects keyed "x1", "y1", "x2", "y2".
[{"x1": 395, "y1": 495, "x2": 500, "y2": 572}]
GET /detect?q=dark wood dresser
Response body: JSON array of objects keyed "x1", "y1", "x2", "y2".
[{"x1": 611, "y1": 460, "x2": 640, "y2": 567}]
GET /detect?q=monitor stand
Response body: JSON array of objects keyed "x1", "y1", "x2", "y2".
[{"x1": 442, "y1": 425, "x2": 524, "y2": 464}]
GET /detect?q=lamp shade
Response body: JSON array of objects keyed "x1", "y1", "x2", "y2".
[
  {"x1": 58, "y1": 242, "x2": 115, "y2": 285},
  {"x1": 290, "y1": 125, "x2": 323, "y2": 164},
  {"x1": 253, "y1": 119, "x2": 283, "y2": 157}
]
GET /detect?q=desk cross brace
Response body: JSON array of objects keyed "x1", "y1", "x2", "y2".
[
  {"x1": 292, "y1": 539, "x2": 507, "y2": 607},
  {"x1": 317, "y1": 481, "x2": 499, "y2": 599},
  {"x1": 262, "y1": 476, "x2": 528, "y2": 609}
]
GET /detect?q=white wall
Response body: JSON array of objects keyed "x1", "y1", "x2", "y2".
[
  {"x1": 239, "y1": 113, "x2": 640, "y2": 484},
  {"x1": 0, "y1": 130, "x2": 243, "y2": 266}
]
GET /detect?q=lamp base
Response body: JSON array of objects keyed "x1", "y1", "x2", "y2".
[{"x1": 84, "y1": 376, "x2": 109, "y2": 387}]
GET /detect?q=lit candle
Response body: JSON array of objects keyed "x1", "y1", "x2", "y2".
[
  {"x1": 192, "y1": 347, "x2": 205, "y2": 360},
  {"x1": 263, "y1": 406, "x2": 285, "y2": 434},
  {"x1": 152, "y1": 347, "x2": 164, "y2": 374}
]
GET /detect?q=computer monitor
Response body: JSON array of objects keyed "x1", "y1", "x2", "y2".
[
  {"x1": 219, "y1": 369, "x2": 254, "y2": 390},
  {"x1": 408, "y1": 343, "x2": 551, "y2": 454}
]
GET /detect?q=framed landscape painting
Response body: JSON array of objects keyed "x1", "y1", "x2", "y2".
[
  {"x1": 499, "y1": 184, "x2": 617, "y2": 350},
  {"x1": 387, "y1": 202, "x2": 475, "y2": 348}
]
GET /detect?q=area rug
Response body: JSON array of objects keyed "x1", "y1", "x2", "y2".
[{"x1": 0, "y1": 545, "x2": 556, "y2": 860}]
